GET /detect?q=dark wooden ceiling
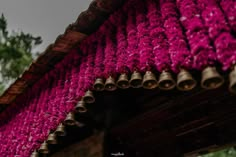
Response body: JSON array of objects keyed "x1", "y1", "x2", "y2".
[{"x1": 48, "y1": 83, "x2": 236, "y2": 157}]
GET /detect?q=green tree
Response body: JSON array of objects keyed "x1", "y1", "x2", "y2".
[{"x1": 0, "y1": 14, "x2": 42, "y2": 94}]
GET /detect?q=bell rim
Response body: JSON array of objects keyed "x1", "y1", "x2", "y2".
[
  {"x1": 83, "y1": 96, "x2": 95, "y2": 104},
  {"x1": 158, "y1": 79, "x2": 176, "y2": 90},
  {"x1": 75, "y1": 106, "x2": 87, "y2": 113},
  {"x1": 177, "y1": 78, "x2": 197, "y2": 91},
  {"x1": 93, "y1": 83, "x2": 105, "y2": 91},
  {"x1": 129, "y1": 78, "x2": 143, "y2": 88},
  {"x1": 64, "y1": 119, "x2": 76, "y2": 126},
  {"x1": 142, "y1": 80, "x2": 158, "y2": 89},
  {"x1": 47, "y1": 139, "x2": 57, "y2": 145},
  {"x1": 116, "y1": 80, "x2": 130, "y2": 89},
  {"x1": 104, "y1": 83, "x2": 117, "y2": 91},
  {"x1": 55, "y1": 130, "x2": 66, "y2": 136},
  {"x1": 201, "y1": 76, "x2": 224, "y2": 89},
  {"x1": 38, "y1": 149, "x2": 49, "y2": 154}
]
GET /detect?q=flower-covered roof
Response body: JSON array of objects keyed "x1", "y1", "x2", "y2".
[
  {"x1": 0, "y1": 0, "x2": 236, "y2": 156},
  {"x1": 0, "y1": 0, "x2": 125, "y2": 111}
]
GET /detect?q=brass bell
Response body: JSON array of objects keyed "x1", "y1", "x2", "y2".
[
  {"x1": 93, "y1": 78, "x2": 105, "y2": 91},
  {"x1": 31, "y1": 150, "x2": 39, "y2": 157},
  {"x1": 105, "y1": 76, "x2": 117, "y2": 91},
  {"x1": 229, "y1": 65, "x2": 236, "y2": 94},
  {"x1": 75, "y1": 100, "x2": 87, "y2": 113},
  {"x1": 177, "y1": 69, "x2": 197, "y2": 91},
  {"x1": 158, "y1": 71, "x2": 176, "y2": 90},
  {"x1": 64, "y1": 112, "x2": 76, "y2": 126},
  {"x1": 142, "y1": 71, "x2": 158, "y2": 89},
  {"x1": 201, "y1": 66, "x2": 224, "y2": 89},
  {"x1": 83, "y1": 90, "x2": 95, "y2": 104},
  {"x1": 55, "y1": 123, "x2": 66, "y2": 136},
  {"x1": 116, "y1": 73, "x2": 130, "y2": 89},
  {"x1": 47, "y1": 133, "x2": 57, "y2": 144},
  {"x1": 129, "y1": 71, "x2": 143, "y2": 88},
  {"x1": 38, "y1": 141, "x2": 49, "y2": 154}
]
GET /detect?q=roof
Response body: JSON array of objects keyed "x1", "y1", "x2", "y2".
[{"x1": 0, "y1": 0, "x2": 125, "y2": 112}]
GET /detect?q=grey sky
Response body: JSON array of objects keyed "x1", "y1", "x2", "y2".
[{"x1": 0, "y1": 0, "x2": 92, "y2": 53}]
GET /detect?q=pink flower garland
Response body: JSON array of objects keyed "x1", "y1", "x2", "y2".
[
  {"x1": 177, "y1": 0, "x2": 216, "y2": 70},
  {"x1": 136, "y1": 0, "x2": 155, "y2": 72},
  {"x1": 76, "y1": 44, "x2": 88, "y2": 97},
  {"x1": 219, "y1": 0, "x2": 236, "y2": 33},
  {"x1": 94, "y1": 34, "x2": 105, "y2": 79},
  {"x1": 215, "y1": 32, "x2": 236, "y2": 70},
  {"x1": 84, "y1": 38, "x2": 96, "y2": 90},
  {"x1": 111, "y1": 10, "x2": 130, "y2": 74},
  {"x1": 1, "y1": 0, "x2": 236, "y2": 155},
  {"x1": 0, "y1": 49, "x2": 84, "y2": 156},
  {"x1": 147, "y1": 1, "x2": 171, "y2": 72},
  {"x1": 103, "y1": 25, "x2": 117, "y2": 78},
  {"x1": 196, "y1": 0, "x2": 236, "y2": 70},
  {"x1": 125, "y1": 7, "x2": 140, "y2": 72},
  {"x1": 158, "y1": 0, "x2": 193, "y2": 72}
]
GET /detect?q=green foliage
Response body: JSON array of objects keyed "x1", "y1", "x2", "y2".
[
  {"x1": 200, "y1": 147, "x2": 236, "y2": 157},
  {"x1": 0, "y1": 14, "x2": 42, "y2": 94}
]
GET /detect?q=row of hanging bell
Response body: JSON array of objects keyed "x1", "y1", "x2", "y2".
[
  {"x1": 34, "y1": 111, "x2": 83, "y2": 156},
  {"x1": 38, "y1": 133, "x2": 58, "y2": 155},
  {"x1": 32, "y1": 123, "x2": 67, "y2": 156},
  {"x1": 74, "y1": 90, "x2": 95, "y2": 114},
  {"x1": 93, "y1": 67, "x2": 227, "y2": 91},
  {"x1": 93, "y1": 71, "x2": 176, "y2": 90}
]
